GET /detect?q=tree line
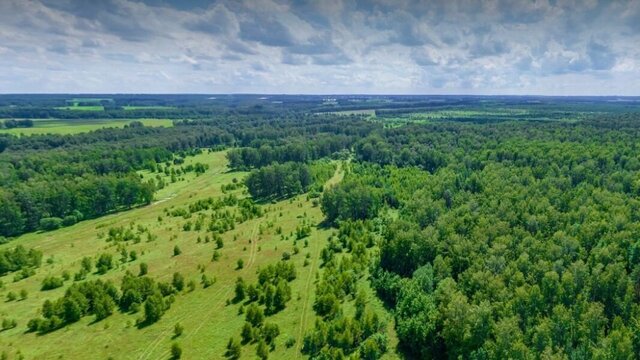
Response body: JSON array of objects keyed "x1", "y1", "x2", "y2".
[
  {"x1": 0, "y1": 119, "x2": 34, "y2": 129},
  {"x1": 1, "y1": 113, "x2": 372, "y2": 239},
  {"x1": 245, "y1": 162, "x2": 335, "y2": 200},
  {"x1": 27, "y1": 271, "x2": 179, "y2": 334}
]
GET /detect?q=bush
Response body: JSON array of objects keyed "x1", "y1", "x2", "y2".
[
  {"x1": 212, "y1": 250, "x2": 221, "y2": 262},
  {"x1": 171, "y1": 342, "x2": 182, "y2": 359},
  {"x1": 236, "y1": 258, "x2": 244, "y2": 269},
  {"x1": 226, "y1": 337, "x2": 241, "y2": 359},
  {"x1": 201, "y1": 274, "x2": 214, "y2": 288},
  {"x1": 187, "y1": 280, "x2": 196, "y2": 292},
  {"x1": 41, "y1": 276, "x2": 64, "y2": 291},
  {"x1": 262, "y1": 322, "x2": 280, "y2": 344},
  {"x1": 285, "y1": 336, "x2": 296, "y2": 348},
  {"x1": 39, "y1": 217, "x2": 63, "y2": 231},
  {"x1": 0, "y1": 245, "x2": 43, "y2": 276},
  {"x1": 96, "y1": 253, "x2": 114, "y2": 274},
  {"x1": 174, "y1": 323, "x2": 184, "y2": 337},
  {"x1": 62, "y1": 215, "x2": 78, "y2": 227},
  {"x1": 256, "y1": 339, "x2": 269, "y2": 359},
  {"x1": 234, "y1": 277, "x2": 246, "y2": 302},
  {"x1": 139, "y1": 262, "x2": 148, "y2": 276},
  {"x1": 143, "y1": 292, "x2": 168, "y2": 324},
  {"x1": 172, "y1": 272, "x2": 185, "y2": 291},
  {"x1": 1, "y1": 318, "x2": 17, "y2": 330},
  {"x1": 173, "y1": 245, "x2": 182, "y2": 256}
]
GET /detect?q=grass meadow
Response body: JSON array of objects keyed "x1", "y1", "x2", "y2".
[
  {"x1": 0, "y1": 150, "x2": 397, "y2": 359},
  {"x1": 0, "y1": 118, "x2": 173, "y2": 136}
]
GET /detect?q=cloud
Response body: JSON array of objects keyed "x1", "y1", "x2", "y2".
[
  {"x1": 0, "y1": 0, "x2": 638, "y2": 94},
  {"x1": 411, "y1": 48, "x2": 440, "y2": 66},
  {"x1": 185, "y1": 3, "x2": 238, "y2": 35},
  {"x1": 587, "y1": 39, "x2": 616, "y2": 71},
  {"x1": 47, "y1": 42, "x2": 72, "y2": 55},
  {"x1": 40, "y1": 0, "x2": 173, "y2": 42},
  {"x1": 239, "y1": 17, "x2": 297, "y2": 47}
]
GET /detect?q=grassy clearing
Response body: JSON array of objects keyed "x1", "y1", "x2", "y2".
[
  {"x1": 376, "y1": 107, "x2": 597, "y2": 127},
  {"x1": 0, "y1": 118, "x2": 173, "y2": 136},
  {"x1": 0, "y1": 151, "x2": 386, "y2": 359},
  {"x1": 329, "y1": 109, "x2": 376, "y2": 116},
  {"x1": 123, "y1": 106, "x2": 176, "y2": 111},
  {"x1": 55, "y1": 106, "x2": 105, "y2": 111},
  {"x1": 67, "y1": 98, "x2": 112, "y2": 103}
]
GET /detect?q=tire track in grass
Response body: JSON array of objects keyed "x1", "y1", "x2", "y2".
[
  {"x1": 295, "y1": 164, "x2": 344, "y2": 356},
  {"x1": 137, "y1": 224, "x2": 259, "y2": 360},
  {"x1": 155, "y1": 224, "x2": 260, "y2": 358},
  {"x1": 136, "y1": 282, "x2": 231, "y2": 360},
  {"x1": 181, "y1": 224, "x2": 258, "y2": 339},
  {"x1": 294, "y1": 228, "x2": 322, "y2": 356}
]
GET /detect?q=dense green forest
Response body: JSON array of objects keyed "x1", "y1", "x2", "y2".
[{"x1": 321, "y1": 117, "x2": 640, "y2": 358}]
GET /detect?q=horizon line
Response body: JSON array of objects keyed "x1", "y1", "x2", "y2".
[{"x1": 1, "y1": 93, "x2": 639, "y2": 98}]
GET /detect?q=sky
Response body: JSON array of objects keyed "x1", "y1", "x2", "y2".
[{"x1": 0, "y1": 0, "x2": 639, "y2": 95}]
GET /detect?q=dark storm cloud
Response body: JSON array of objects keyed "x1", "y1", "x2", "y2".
[{"x1": 0, "y1": 0, "x2": 638, "y2": 94}]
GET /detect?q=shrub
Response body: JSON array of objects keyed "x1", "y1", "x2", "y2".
[
  {"x1": 171, "y1": 342, "x2": 182, "y2": 359},
  {"x1": 1, "y1": 318, "x2": 17, "y2": 330},
  {"x1": 174, "y1": 323, "x2": 184, "y2": 337},
  {"x1": 212, "y1": 250, "x2": 221, "y2": 262},
  {"x1": 39, "y1": 217, "x2": 63, "y2": 231},
  {"x1": 96, "y1": 253, "x2": 114, "y2": 274},
  {"x1": 62, "y1": 215, "x2": 78, "y2": 227},
  {"x1": 172, "y1": 272, "x2": 185, "y2": 291},
  {"x1": 256, "y1": 339, "x2": 269, "y2": 359},
  {"x1": 41, "y1": 276, "x2": 64, "y2": 291},
  {"x1": 226, "y1": 337, "x2": 241, "y2": 359},
  {"x1": 139, "y1": 262, "x2": 148, "y2": 276}
]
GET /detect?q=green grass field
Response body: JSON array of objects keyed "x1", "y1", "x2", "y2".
[
  {"x1": 0, "y1": 151, "x2": 395, "y2": 359},
  {"x1": 123, "y1": 106, "x2": 176, "y2": 111},
  {"x1": 0, "y1": 118, "x2": 173, "y2": 136},
  {"x1": 376, "y1": 107, "x2": 594, "y2": 127},
  {"x1": 328, "y1": 109, "x2": 376, "y2": 116},
  {"x1": 55, "y1": 105, "x2": 105, "y2": 111}
]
